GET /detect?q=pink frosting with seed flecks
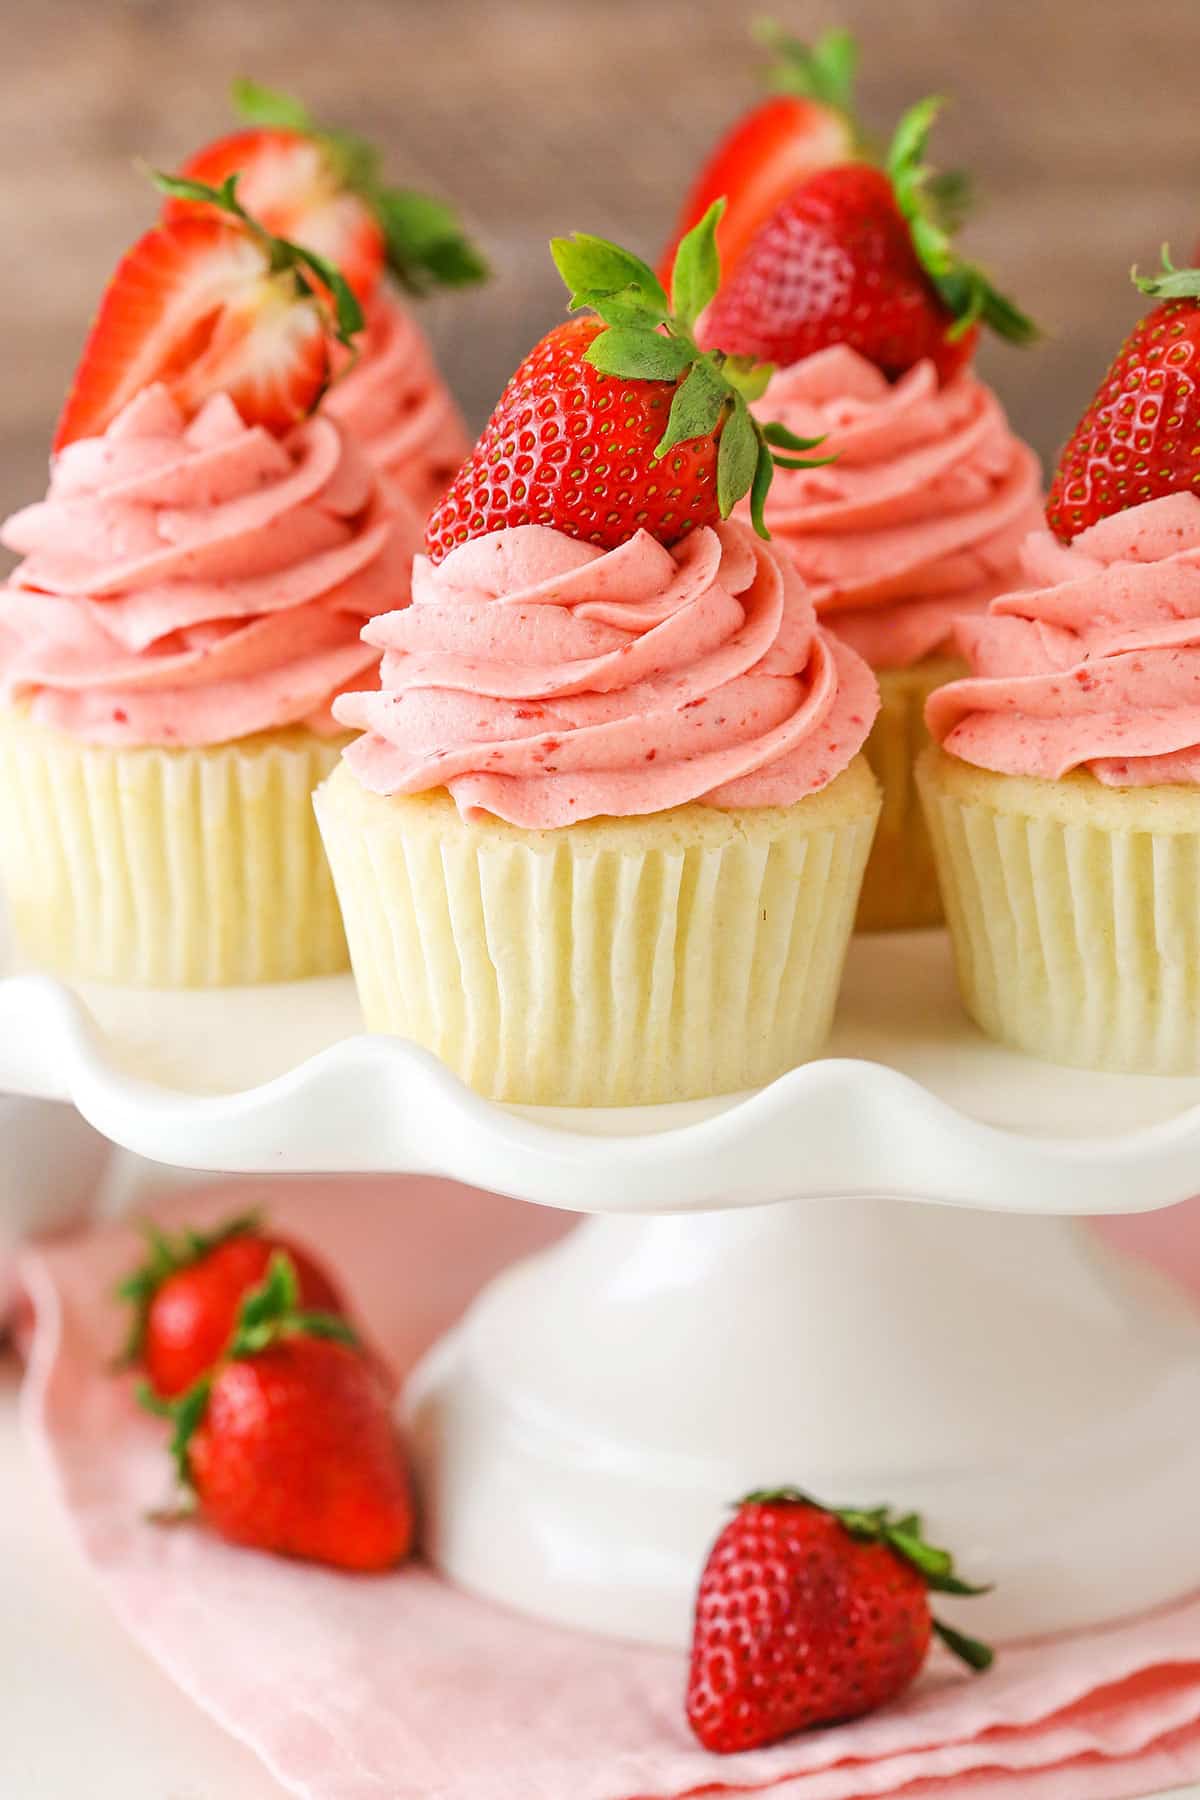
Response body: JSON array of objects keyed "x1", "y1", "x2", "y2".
[
  {"x1": 749, "y1": 345, "x2": 1043, "y2": 670},
  {"x1": 927, "y1": 492, "x2": 1200, "y2": 784},
  {"x1": 0, "y1": 385, "x2": 419, "y2": 746},
  {"x1": 334, "y1": 518, "x2": 880, "y2": 827},
  {"x1": 325, "y1": 292, "x2": 470, "y2": 516}
]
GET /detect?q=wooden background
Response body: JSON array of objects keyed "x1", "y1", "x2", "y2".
[{"x1": 5, "y1": 0, "x2": 1198, "y2": 520}]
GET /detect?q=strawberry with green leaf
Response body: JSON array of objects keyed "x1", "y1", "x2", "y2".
[
  {"x1": 425, "y1": 201, "x2": 828, "y2": 563},
  {"x1": 687, "y1": 1487, "x2": 993, "y2": 1753},
  {"x1": 701, "y1": 96, "x2": 1037, "y2": 386},
  {"x1": 163, "y1": 79, "x2": 487, "y2": 303},
  {"x1": 55, "y1": 169, "x2": 364, "y2": 450},
  {"x1": 659, "y1": 25, "x2": 861, "y2": 289},
  {"x1": 142, "y1": 1252, "x2": 413, "y2": 1572},
  {"x1": 119, "y1": 1208, "x2": 345, "y2": 1399}
]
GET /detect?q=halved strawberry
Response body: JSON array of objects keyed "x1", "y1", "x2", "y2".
[
  {"x1": 163, "y1": 81, "x2": 487, "y2": 302},
  {"x1": 54, "y1": 172, "x2": 363, "y2": 450},
  {"x1": 164, "y1": 128, "x2": 386, "y2": 302},
  {"x1": 658, "y1": 27, "x2": 859, "y2": 288}
]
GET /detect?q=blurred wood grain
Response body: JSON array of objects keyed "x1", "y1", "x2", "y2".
[{"x1": 5, "y1": 0, "x2": 1199, "y2": 518}]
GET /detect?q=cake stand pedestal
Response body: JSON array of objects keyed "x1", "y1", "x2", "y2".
[{"x1": 2, "y1": 928, "x2": 1200, "y2": 1646}]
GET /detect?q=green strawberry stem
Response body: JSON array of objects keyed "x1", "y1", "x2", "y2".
[
  {"x1": 740, "y1": 1486, "x2": 995, "y2": 1673},
  {"x1": 115, "y1": 1208, "x2": 263, "y2": 1365},
  {"x1": 149, "y1": 168, "x2": 365, "y2": 350},
  {"x1": 231, "y1": 79, "x2": 489, "y2": 297},
  {"x1": 1133, "y1": 245, "x2": 1200, "y2": 299},
  {"x1": 137, "y1": 1251, "x2": 359, "y2": 1490},
  {"x1": 887, "y1": 97, "x2": 1038, "y2": 348},
  {"x1": 753, "y1": 20, "x2": 860, "y2": 134},
  {"x1": 550, "y1": 201, "x2": 832, "y2": 539}
]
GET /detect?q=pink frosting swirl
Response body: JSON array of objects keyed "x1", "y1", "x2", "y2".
[
  {"x1": 335, "y1": 519, "x2": 879, "y2": 827},
  {"x1": 324, "y1": 293, "x2": 470, "y2": 517},
  {"x1": 749, "y1": 346, "x2": 1043, "y2": 670},
  {"x1": 0, "y1": 385, "x2": 419, "y2": 748},
  {"x1": 927, "y1": 492, "x2": 1200, "y2": 786}
]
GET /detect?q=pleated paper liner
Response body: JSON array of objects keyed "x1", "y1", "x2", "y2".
[
  {"x1": 0, "y1": 709, "x2": 349, "y2": 987},
  {"x1": 919, "y1": 743, "x2": 1200, "y2": 1073},
  {"x1": 856, "y1": 655, "x2": 965, "y2": 933},
  {"x1": 316, "y1": 755, "x2": 881, "y2": 1107}
]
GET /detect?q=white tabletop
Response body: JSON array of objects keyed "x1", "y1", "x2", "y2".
[{"x1": 0, "y1": 1350, "x2": 1195, "y2": 1800}]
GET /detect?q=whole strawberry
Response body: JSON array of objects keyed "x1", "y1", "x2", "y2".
[
  {"x1": 687, "y1": 1488, "x2": 992, "y2": 1753},
  {"x1": 701, "y1": 98, "x2": 1036, "y2": 386},
  {"x1": 1047, "y1": 252, "x2": 1200, "y2": 540},
  {"x1": 426, "y1": 202, "x2": 828, "y2": 562},
  {"x1": 658, "y1": 24, "x2": 860, "y2": 288},
  {"x1": 163, "y1": 78, "x2": 486, "y2": 303},
  {"x1": 119, "y1": 1210, "x2": 344, "y2": 1399},
  {"x1": 145, "y1": 1253, "x2": 413, "y2": 1572}
]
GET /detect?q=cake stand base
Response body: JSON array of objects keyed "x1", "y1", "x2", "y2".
[{"x1": 406, "y1": 1193, "x2": 1200, "y2": 1647}]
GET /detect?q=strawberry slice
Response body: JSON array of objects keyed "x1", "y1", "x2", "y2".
[
  {"x1": 54, "y1": 172, "x2": 363, "y2": 451},
  {"x1": 164, "y1": 128, "x2": 386, "y2": 303},
  {"x1": 658, "y1": 26, "x2": 859, "y2": 287},
  {"x1": 162, "y1": 80, "x2": 487, "y2": 302}
]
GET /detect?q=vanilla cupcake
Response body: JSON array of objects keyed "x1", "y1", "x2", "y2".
[
  {"x1": 920, "y1": 493, "x2": 1200, "y2": 1073},
  {"x1": 317, "y1": 519, "x2": 880, "y2": 1105},
  {"x1": 0, "y1": 387, "x2": 416, "y2": 986},
  {"x1": 752, "y1": 347, "x2": 1041, "y2": 930}
]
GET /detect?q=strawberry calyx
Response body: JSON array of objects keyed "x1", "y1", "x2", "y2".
[
  {"x1": 739, "y1": 1487, "x2": 995, "y2": 1672},
  {"x1": 887, "y1": 97, "x2": 1037, "y2": 350},
  {"x1": 754, "y1": 20, "x2": 860, "y2": 139},
  {"x1": 1132, "y1": 244, "x2": 1200, "y2": 300},
  {"x1": 551, "y1": 201, "x2": 832, "y2": 538},
  {"x1": 230, "y1": 79, "x2": 488, "y2": 297},
  {"x1": 116, "y1": 1209, "x2": 263, "y2": 1365},
  {"x1": 138, "y1": 1251, "x2": 359, "y2": 1489},
  {"x1": 150, "y1": 168, "x2": 364, "y2": 351}
]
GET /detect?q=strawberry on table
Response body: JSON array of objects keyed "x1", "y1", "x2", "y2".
[
  {"x1": 54, "y1": 169, "x2": 364, "y2": 450},
  {"x1": 1046, "y1": 250, "x2": 1200, "y2": 539},
  {"x1": 425, "y1": 201, "x2": 830, "y2": 562},
  {"x1": 119, "y1": 1209, "x2": 345, "y2": 1399},
  {"x1": 687, "y1": 1488, "x2": 992, "y2": 1753},
  {"x1": 659, "y1": 25, "x2": 860, "y2": 289},
  {"x1": 701, "y1": 97, "x2": 1037, "y2": 386},
  {"x1": 144, "y1": 1253, "x2": 413, "y2": 1572},
  {"x1": 163, "y1": 78, "x2": 487, "y2": 303}
]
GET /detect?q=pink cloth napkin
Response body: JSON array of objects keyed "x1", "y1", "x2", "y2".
[{"x1": 17, "y1": 1179, "x2": 1200, "y2": 1800}]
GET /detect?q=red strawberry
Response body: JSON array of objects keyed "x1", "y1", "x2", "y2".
[
  {"x1": 687, "y1": 1489, "x2": 992, "y2": 1754},
  {"x1": 426, "y1": 207, "x2": 828, "y2": 563},
  {"x1": 54, "y1": 172, "x2": 364, "y2": 451},
  {"x1": 120, "y1": 1210, "x2": 345, "y2": 1399},
  {"x1": 165, "y1": 128, "x2": 386, "y2": 302},
  {"x1": 1046, "y1": 253, "x2": 1200, "y2": 541},
  {"x1": 147, "y1": 1254, "x2": 413, "y2": 1572},
  {"x1": 701, "y1": 98, "x2": 1036, "y2": 387},
  {"x1": 658, "y1": 26, "x2": 859, "y2": 288},
  {"x1": 163, "y1": 80, "x2": 487, "y2": 302}
]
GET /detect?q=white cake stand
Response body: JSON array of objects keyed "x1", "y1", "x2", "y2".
[{"x1": 3, "y1": 923, "x2": 1200, "y2": 1649}]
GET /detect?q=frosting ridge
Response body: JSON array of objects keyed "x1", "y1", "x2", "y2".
[{"x1": 335, "y1": 519, "x2": 879, "y2": 826}]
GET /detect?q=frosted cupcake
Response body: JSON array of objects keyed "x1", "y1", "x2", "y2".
[
  {"x1": 696, "y1": 96, "x2": 1039, "y2": 930},
  {"x1": 920, "y1": 257, "x2": 1200, "y2": 1073},
  {"x1": 316, "y1": 214, "x2": 882, "y2": 1105},
  {"x1": 166, "y1": 80, "x2": 483, "y2": 514},
  {"x1": 0, "y1": 181, "x2": 417, "y2": 987}
]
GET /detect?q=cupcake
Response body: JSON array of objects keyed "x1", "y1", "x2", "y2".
[
  {"x1": 690, "y1": 92, "x2": 1039, "y2": 930},
  {"x1": 166, "y1": 80, "x2": 484, "y2": 515},
  {"x1": 919, "y1": 256, "x2": 1200, "y2": 1073},
  {"x1": 316, "y1": 215, "x2": 882, "y2": 1106},
  {"x1": 0, "y1": 180, "x2": 416, "y2": 988}
]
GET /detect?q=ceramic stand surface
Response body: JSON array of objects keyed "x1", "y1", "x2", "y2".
[{"x1": 406, "y1": 1192, "x2": 1200, "y2": 1647}]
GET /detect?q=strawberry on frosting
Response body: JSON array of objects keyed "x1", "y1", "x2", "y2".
[
  {"x1": 751, "y1": 345, "x2": 1042, "y2": 668},
  {"x1": 0, "y1": 386, "x2": 418, "y2": 746}
]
